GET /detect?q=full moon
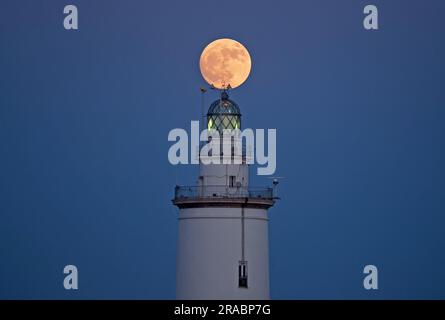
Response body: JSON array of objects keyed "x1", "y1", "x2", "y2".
[{"x1": 199, "y1": 38, "x2": 252, "y2": 89}]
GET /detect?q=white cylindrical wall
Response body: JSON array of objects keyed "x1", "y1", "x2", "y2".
[
  {"x1": 199, "y1": 163, "x2": 249, "y2": 188},
  {"x1": 176, "y1": 207, "x2": 270, "y2": 300}
]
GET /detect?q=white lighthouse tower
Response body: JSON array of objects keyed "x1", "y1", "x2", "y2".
[{"x1": 173, "y1": 90, "x2": 276, "y2": 299}]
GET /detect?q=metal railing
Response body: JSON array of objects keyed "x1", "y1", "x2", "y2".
[{"x1": 174, "y1": 185, "x2": 274, "y2": 200}]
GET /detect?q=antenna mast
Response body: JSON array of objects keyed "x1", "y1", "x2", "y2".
[{"x1": 200, "y1": 87, "x2": 207, "y2": 131}]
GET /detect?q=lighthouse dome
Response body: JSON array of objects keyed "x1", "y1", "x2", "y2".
[{"x1": 207, "y1": 91, "x2": 241, "y2": 132}]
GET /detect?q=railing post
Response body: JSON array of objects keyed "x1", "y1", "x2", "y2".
[{"x1": 174, "y1": 185, "x2": 179, "y2": 198}]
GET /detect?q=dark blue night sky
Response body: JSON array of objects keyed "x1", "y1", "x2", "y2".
[{"x1": 1, "y1": 0, "x2": 444, "y2": 299}]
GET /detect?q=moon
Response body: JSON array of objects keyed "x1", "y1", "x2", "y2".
[{"x1": 199, "y1": 38, "x2": 252, "y2": 89}]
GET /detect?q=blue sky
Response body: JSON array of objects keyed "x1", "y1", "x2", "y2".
[{"x1": 0, "y1": 0, "x2": 444, "y2": 299}]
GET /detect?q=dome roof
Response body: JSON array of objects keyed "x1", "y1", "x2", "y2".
[
  {"x1": 207, "y1": 92, "x2": 241, "y2": 116},
  {"x1": 206, "y1": 91, "x2": 241, "y2": 132}
]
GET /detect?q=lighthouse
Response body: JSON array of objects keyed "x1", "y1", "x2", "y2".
[{"x1": 173, "y1": 89, "x2": 276, "y2": 299}]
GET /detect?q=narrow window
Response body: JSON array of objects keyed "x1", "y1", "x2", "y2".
[
  {"x1": 238, "y1": 261, "x2": 248, "y2": 288},
  {"x1": 229, "y1": 176, "x2": 236, "y2": 187}
]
